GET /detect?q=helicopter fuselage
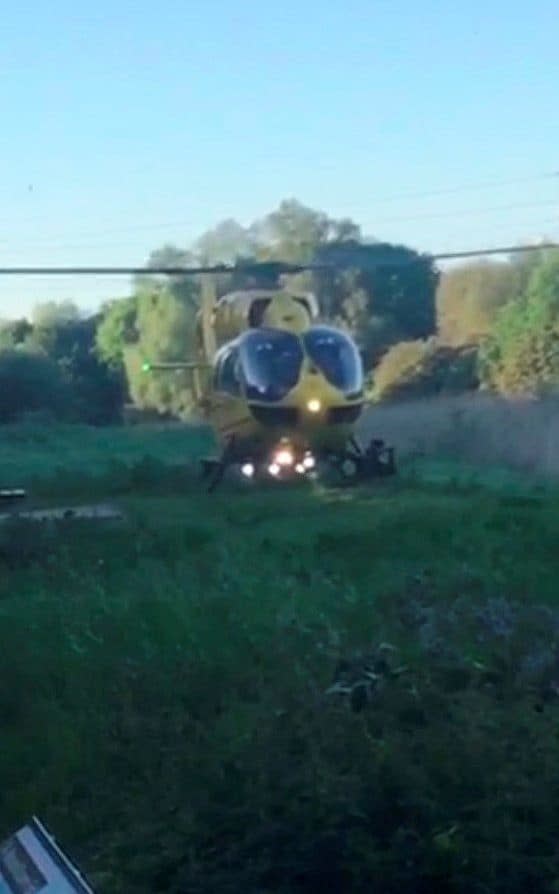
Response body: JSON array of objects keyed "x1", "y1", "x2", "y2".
[
  {"x1": 211, "y1": 375, "x2": 362, "y2": 455},
  {"x1": 205, "y1": 319, "x2": 364, "y2": 461},
  {"x1": 144, "y1": 287, "x2": 395, "y2": 487}
]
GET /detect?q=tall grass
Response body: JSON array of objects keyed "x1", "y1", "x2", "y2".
[
  {"x1": 2, "y1": 416, "x2": 559, "y2": 890},
  {"x1": 360, "y1": 393, "x2": 559, "y2": 478},
  {"x1": 2, "y1": 462, "x2": 559, "y2": 891},
  {"x1": 0, "y1": 421, "x2": 214, "y2": 497}
]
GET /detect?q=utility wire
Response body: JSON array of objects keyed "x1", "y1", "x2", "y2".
[
  {"x1": 0, "y1": 170, "x2": 556, "y2": 239},
  {"x1": 358, "y1": 170, "x2": 559, "y2": 203},
  {"x1": 370, "y1": 199, "x2": 559, "y2": 225},
  {"x1": 1, "y1": 200, "x2": 557, "y2": 255}
]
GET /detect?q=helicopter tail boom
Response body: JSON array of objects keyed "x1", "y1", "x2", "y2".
[{"x1": 141, "y1": 361, "x2": 211, "y2": 371}]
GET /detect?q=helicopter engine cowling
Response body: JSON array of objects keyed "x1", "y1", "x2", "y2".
[{"x1": 200, "y1": 289, "x2": 318, "y2": 353}]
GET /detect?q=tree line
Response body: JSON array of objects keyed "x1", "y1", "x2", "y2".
[{"x1": 0, "y1": 198, "x2": 557, "y2": 424}]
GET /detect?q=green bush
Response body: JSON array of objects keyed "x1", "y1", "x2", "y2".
[
  {"x1": 0, "y1": 349, "x2": 69, "y2": 423},
  {"x1": 479, "y1": 251, "x2": 559, "y2": 396}
]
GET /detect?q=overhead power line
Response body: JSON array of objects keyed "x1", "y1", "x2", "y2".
[
  {"x1": 374, "y1": 199, "x2": 559, "y2": 225},
  {"x1": 0, "y1": 242, "x2": 557, "y2": 276},
  {"x1": 362, "y1": 170, "x2": 559, "y2": 203},
  {"x1": 2, "y1": 200, "x2": 557, "y2": 254},
  {"x1": 0, "y1": 169, "x2": 556, "y2": 241}
]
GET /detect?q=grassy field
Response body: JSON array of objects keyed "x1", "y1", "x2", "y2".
[
  {"x1": 2, "y1": 421, "x2": 559, "y2": 892},
  {"x1": 0, "y1": 420, "x2": 214, "y2": 492}
]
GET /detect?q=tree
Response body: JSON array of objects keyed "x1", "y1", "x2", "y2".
[
  {"x1": 27, "y1": 310, "x2": 124, "y2": 424},
  {"x1": 60, "y1": 316, "x2": 124, "y2": 424},
  {"x1": 135, "y1": 244, "x2": 201, "y2": 310},
  {"x1": 31, "y1": 301, "x2": 81, "y2": 327},
  {"x1": 436, "y1": 260, "x2": 521, "y2": 346},
  {"x1": 195, "y1": 219, "x2": 259, "y2": 264},
  {"x1": 0, "y1": 349, "x2": 68, "y2": 423},
  {"x1": 479, "y1": 250, "x2": 559, "y2": 395},
  {"x1": 251, "y1": 199, "x2": 361, "y2": 264},
  {"x1": 312, "y1": 240, "x2": 438, "y2": 366},
  {"x1": 123, "y1": 284, "x2": 199, "y2": 418},
  {"x1": 96, "y1": 297, "x2": 138, "y2": 369},
  {"x1": 0, "y1": 319, "x2": 33, "y2": 350}
]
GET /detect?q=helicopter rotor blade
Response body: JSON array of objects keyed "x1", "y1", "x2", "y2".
[
  {"x1": 431, "y1": 242, "x2": 559, "y2": 261},
  {"x1": 141, "y1": 361, "x2": 211, "y2": 371},
  {"x1": 0, "y1": 243, "x2": 556, "y2": 277},
  {"x1": 0, "y1": 261, "x2": 310, "y2": 276}
]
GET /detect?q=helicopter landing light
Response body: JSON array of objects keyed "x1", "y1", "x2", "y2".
[
  {"x1": 241, "y1": 463, "x2": 255, "y2": 478},
  {"x1": 303, "y1": 454, "x2": 315, "y2": 469},
  {"x1": 275, "y1": 448, "x2": 294, "y2": 466},
  {"x1": 295, "y1": 463, "x2": 305, "y2": 474},
  {"x1": 307, "y1": 398, "x2": 321, "y2": 413},
  {"x1": 268, "y1": 463, "x2": 280, "y2": 476}
]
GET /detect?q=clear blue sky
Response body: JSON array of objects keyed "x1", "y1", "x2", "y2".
[{"x1": 1, "y1": 0, "x2": 558, "y2": 319}]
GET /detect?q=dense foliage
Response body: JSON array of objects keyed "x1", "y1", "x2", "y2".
[
  {"x1": 0, "y1": 314, "x2": 123, "y2": 425},
  {"x1": 478, "y1": 252, "x2": 559, "y2": 395},
  {"x1": 371, "y1": 247, "x2": 559, "y2": 402},
  {"x1": 372, "y1": 339, "x2": 479, "y2": 401},
  {"x1": 0, "y1": 349, "x2": 67, "y2": 423},
  {"x1": 436, "y1": 260, "x2": 520, "y2": 346},
  {"x1": 0, "y1": 200, "x2": 557, "y2": 423}
]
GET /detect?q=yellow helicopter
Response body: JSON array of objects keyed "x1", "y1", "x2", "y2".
[
  {"x1": 145, "y1": 241, "x2": 555, "y2": 491},
  {"x1": 142, "y1": 264, "x2": 396, "y2": 491},
  {"x1": 2, "y1": 242, "x2": 553, "y2": 493}
]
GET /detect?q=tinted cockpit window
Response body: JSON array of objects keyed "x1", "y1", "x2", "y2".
[
  {"x1": 214, "y1": 346, "x2": 241, "y2": 395},
  {"x1": 239, "y1": 329, "x2": 304, "y2": 401},
  {"x1": 303, "y1": 326, "x2": 363, "y2": 394}
]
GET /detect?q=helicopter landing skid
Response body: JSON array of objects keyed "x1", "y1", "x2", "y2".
[
  {"x1": 201, "y1": 457, "x2": 230, "y2": 493},
  {"x1": 327, "y1": 437, "x2": 396, "y2": 483},
  {"x1": 200, "y1": 436, "x2": 239, "y2": 493},
  {"x1": 200, "y1": 435, "x2": 396, "y2": 493}
]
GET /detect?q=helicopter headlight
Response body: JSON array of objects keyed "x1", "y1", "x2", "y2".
[
  {"x1": 268, "y1": 463, "x2": 280, "y2": 477},
  {"x1": 303, "y1": 454, "x2": 315, "y2": 469},
  {"x1": 295, "y1": 463, "x2": 305, "y2": 474},
  {"x1": 241, "y1": 463, "x2": 255, "y2": 478},
  {"x1": 275, "y1": 448, "x2": 294, "y2": 466},
  {"x1": 307, "y1": 398, "x2": 321, "y2": 413}
]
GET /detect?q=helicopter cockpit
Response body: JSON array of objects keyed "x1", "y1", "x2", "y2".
[
  {"x1": 303, "y1": 326, "x2": 363, "y2": 396},
  {"x1": 238, "y1": 329, "x2": 303, "y2": 401},
  {"x1": 235, "y1": 326, "x2": 364, "y2": 402}
]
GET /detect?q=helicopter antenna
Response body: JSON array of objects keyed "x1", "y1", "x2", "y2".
[{"x1": 200, "y1": 277, "x2": 217, "y2": 362}]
